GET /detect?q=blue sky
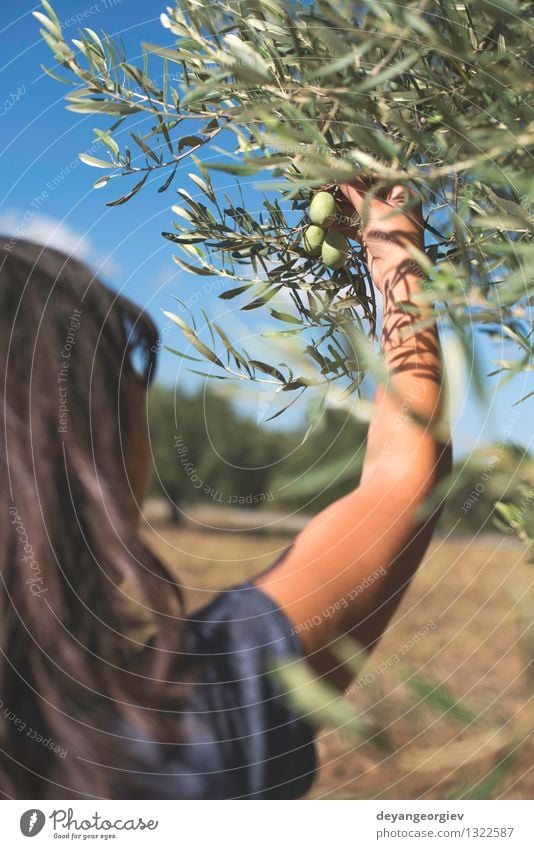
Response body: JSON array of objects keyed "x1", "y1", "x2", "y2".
[{"x1": 1, "y1": 0, "x2": 532, "y2": 456}]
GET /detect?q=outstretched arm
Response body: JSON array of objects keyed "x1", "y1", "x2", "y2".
[{"x1": 255, "y1": 182, "x2": 451, "y2": 681}]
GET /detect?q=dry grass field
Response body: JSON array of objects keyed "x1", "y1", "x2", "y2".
[{"x1": 143, "y1": 519, "x2": 534, "y2": 799}]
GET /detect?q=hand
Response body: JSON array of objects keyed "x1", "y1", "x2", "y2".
[{"x1": 335, "y1": 180, "x2": 425, "y2": 293}]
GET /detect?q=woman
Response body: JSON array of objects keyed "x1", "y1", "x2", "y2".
[{"x1": 0, "y1": 181, "x2": 450, "y2": 799}]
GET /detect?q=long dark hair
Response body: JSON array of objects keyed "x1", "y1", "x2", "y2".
[{"x1": 0, "y1": 239, "x2": 186, "y2": 799}]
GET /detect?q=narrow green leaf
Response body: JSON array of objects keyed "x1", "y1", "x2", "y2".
[
  {"x1": 178, "y1": 135, "x2": 204, "y2": 152},
  {"x1": 93, "y1": 175, "x2": 111, "y2": 189},
  {"x1": 171, "y1": 255, "x2": 215, "y2": 276},
  {"x1": 162, "y1": 310, "x2": 224, "y2": 367},
  {"x1": 131, "y1": 132, "x2": 161, "y2": 164},
  {"x1": 219, "y1": 284, "x2": 252, "y2": 299},
  {"x1": 79, "y1": 153, "x2": 113, "y2": 169},
  {"x1": 41, "y1": 0, "x2": 61, "y2": 29},
  {"x1": 270, "y1": 308, "x2": 301, "y2": 325},
  {"x1": 105, "y1": 172, "x2": 149, "y2": 206},
  {"x1": 163, "y1": 346, "x2": 202, "y2": 363},
  {"x1": 41, "y1": 64, "x2": 72, "y2": 85},
  {"x1": 32, "y1": 10, "x2": 61, "y2": 39},
  {"x1": 66, "y1": 100, "x2": 142, "y2": 116},
  {"x1": 249, "y1": 360, "x2": 285, "y2": 382}
]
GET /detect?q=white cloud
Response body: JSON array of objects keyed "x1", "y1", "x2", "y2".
[{"x1": 0, "y1": 209, "x2": 119, "y2": 279}]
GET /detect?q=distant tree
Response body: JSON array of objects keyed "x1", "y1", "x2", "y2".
[
  {"x1": 148, "y1": 385, "x2": 293, "y2": 520},
  {"x1": 271, "y1": 407, "x2": 368, "y2": 512},
  {"x1": 440, "y1": 444, "x2": 534, "y2": 547}
]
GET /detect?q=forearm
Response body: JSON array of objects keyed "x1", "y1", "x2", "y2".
[
  {"x1": 362, "y1": 259, "x2": 446, "y2": 485},
  {"x1": 344, "y1": 258, "x2": 450, "y2": 649}
]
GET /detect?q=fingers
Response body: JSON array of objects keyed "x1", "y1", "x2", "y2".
[
  {"x1": 387, "y1": 184, "x2": 411, "y2": 205},
  {"x1": 387, "y1": 184, "x2": 422, "y2": 214},
  {"x1": 337, "y1": 178, "x2": 368, "y2": 216},
  {"x1": 338, "y1": 178, "x2": 396, "y2": 225},
  {"x1": 339, "y1": 179, "x2": 421, "y2": 206}
]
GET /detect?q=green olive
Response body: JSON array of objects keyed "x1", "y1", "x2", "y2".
[
  {"x1": 309, "y1": 191, "x2": 337, "y2": 227},
  {"x1": 322, "y1": 232, "x2": 349, "y2": 269},
  {"x1": 302, "y1": 224, "x2": 326, "y2": 256}
]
